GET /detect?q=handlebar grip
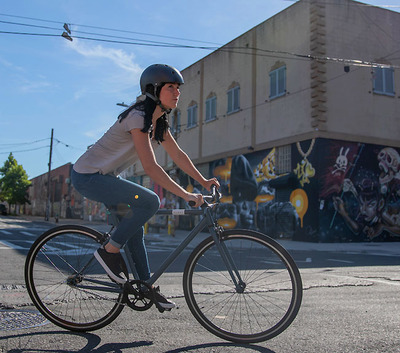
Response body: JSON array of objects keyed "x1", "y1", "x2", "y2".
[{"x1": 188, "y1": 185, "x2": 221, "y2": 207}]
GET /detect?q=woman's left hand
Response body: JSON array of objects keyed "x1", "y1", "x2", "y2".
[{"x1": 203, "y1": 178, "x2": 220, "y2": 191}]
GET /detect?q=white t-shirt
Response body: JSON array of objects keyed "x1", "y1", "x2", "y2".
[{"x1": 73, "y1": 109, "x2": 158, "y2": 176}]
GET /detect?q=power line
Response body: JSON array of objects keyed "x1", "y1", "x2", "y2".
[
  {"x1": 1, "y1": 28, "x2": 397, "y2": 70},
  {"x1": 0, "y1": 145, "x2": 50, "y2": 154},
  {"x1": 0, "y1": 137, "x2": 84, "y2": 155},
  {"x1": 0, "y1": 30, "x2": 59, "y2": 38},
  {"x1": 0, "y1": 138, "x2": 49, "y2": 147},
  {"x1": 54, "y1": 138, "x2": 84, "y2": 151},
  {"x1": 1, "y1": 10, "x2": 399, "y2": 69},
  {"x1": 0, "y1": 12, "x2": 222, "y2": 46},
  {"x1": 0, "y1": 19, "x2": 218, "y2": 48}
]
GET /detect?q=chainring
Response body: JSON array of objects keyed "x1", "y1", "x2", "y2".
[{"x1": 123, "y1": 280, "x2": 154, "y2": 311}]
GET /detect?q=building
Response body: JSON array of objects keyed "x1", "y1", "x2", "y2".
[
  {"x1": 128, "y1": 0, "x2": 400, "y2": 242},
  {"x1": 26, "y1": 163, "x2": 107, "y2": 222}
]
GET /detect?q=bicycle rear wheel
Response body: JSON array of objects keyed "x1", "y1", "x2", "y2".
[
  {"x1": 183, "y1": 230, "x2": 302, "y2": 343},
  {"x1": 25, "y1": 225, "x2": 124, "y2": 332}
]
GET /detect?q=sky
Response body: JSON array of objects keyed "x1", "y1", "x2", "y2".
[{"x1": 0, "y1": 0, "x2": 399, "y2": 179}]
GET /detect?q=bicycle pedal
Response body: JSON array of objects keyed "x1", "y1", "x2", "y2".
[{"x1": 156, "y1": 305, "x2": 172, "y2": 313}]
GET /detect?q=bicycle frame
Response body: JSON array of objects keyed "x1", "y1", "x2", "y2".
[
  {"x1": 122, "y1": 204, "x2": 245, "y2": 292},
  {"x1": 26, "y1": 195, "x2": 303, "y2": 340}
]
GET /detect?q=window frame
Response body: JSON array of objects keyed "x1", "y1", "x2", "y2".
[
  {"x1": 227, "y1": 86, "x2": 240, "y2": 114},
  {"x1": 373, "y1": 67, "x2": 395, "y2": 96},
  {"x1": 205, "y1": 95, "x2": 217, "y2": 122},
  {"x1": 170, "y1": 110, "x2": 181, "y2": 136},
  {"x1": 276, "y1": 145, "x2": 292, "y2": 174},
  {"x1": 269, "y1": 66, "x2": 286, "y2": 99},
  {"x1": 187, "y1": 104, "x2": 198, "y2": 129}
]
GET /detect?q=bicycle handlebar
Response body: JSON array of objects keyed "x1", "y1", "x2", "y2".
[{"x1": 188, "y1": 185, "x2": 221, "y2": 208}]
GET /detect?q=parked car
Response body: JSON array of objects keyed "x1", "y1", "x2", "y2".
[{"x1": 0, "y1": 204, "x2": 7, "y2": 216}]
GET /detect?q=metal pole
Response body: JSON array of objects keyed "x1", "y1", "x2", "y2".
[{"x1": 45, "y1": 128, "x2": 54, "y2": 221}]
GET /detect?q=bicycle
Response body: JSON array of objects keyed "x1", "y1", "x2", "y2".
[{"x1": 25, "y1": 187, "x2": 302, "y2": 343}]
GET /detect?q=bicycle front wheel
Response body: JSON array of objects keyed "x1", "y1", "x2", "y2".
[
  {"x1": 183, "y1": 230, "x2": 302, "y2": 343},
  {"x1": 25, "y1": 225, "x2": 124, "y2": 332}
]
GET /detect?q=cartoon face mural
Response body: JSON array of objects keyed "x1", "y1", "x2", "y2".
[
  {"x1": 378, "y1": 147, "x2": 400, "y2": 193},
  {"x1": 321, "y1": 142, "x2": 400, "y2": 241},
  {"x1": 332, "y1": 147, "x2": 349, "y2": 175}
]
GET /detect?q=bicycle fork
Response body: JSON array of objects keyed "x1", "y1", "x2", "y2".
[{"x1": 205, "y1": 210, "x2": 246, "y2": 293}]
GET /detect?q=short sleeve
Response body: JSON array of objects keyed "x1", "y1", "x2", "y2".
[{"x1": 122, "y1": 110, "x2": 145, "y2": 132}]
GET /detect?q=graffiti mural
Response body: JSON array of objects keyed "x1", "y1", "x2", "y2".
[
  {"x1": 209, "y1": 150, "x2": 301, "y2": 239},
  {"x1": 320, "y1": 141, "x2": 400, "y2": 242},
  {"x1": 179, "y1": 138, "x2": 399, "y2": 242}
]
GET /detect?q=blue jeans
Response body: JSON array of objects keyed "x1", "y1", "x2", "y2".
[{"x1": 71, "y1": 169, "x2": 160, "y2": 280}]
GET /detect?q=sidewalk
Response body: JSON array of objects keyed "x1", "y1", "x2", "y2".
[{"x1": 7, "y1": 215, "x2": 400, "y2": 256}]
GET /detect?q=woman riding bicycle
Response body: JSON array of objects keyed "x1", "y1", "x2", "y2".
[{"x1": 71, "y1": 64, "x2": 219, "y2": 309}]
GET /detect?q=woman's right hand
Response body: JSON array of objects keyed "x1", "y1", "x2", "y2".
[{"x1": 185, "y1": 193, "x2": 204, "y2": 208}]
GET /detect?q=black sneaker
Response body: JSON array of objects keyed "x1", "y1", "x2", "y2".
[
  {"x1": 94, "y1": 248, "x2": 128, "y2": 284},
  {"x1": 143, "y1": 286, "x2": 176, "y2": 310}
]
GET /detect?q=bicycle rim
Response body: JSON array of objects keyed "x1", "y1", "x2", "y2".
[
  {"x1": 25, "y1": 225, "x2": 124, "y2": 331},
  {"x1": 183, "y1": 230, "x2": 302, "y2": 343}
]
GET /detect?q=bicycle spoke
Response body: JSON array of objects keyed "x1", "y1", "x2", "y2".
[
  {"x1": 25, "y1": 226, "x2": 124, "y2": 331},
  {"x1": 183, "y1": 231, "x2": 302, "y2": 343}
]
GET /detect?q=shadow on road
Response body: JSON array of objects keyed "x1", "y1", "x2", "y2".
[
  {"x1": 0, "y1": 330, "x2": 152, "y2": 352},
  {"x1": 165, "y1": 342, "x2": 276, "y2": 353},
  {"x1": 0, "y1": 330, "x2": 276, "y2": 352}
]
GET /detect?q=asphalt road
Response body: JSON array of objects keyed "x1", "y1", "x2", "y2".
[{"x1": 0, "y1": 216, "x2": 399, "y2": 352}]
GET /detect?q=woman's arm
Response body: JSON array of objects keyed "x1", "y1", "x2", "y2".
[
  {"x1": 131, "y1": 129, "x2": 204, "y2": 207},
  {"x1": 161, "y1": 130, "x2": 219, "y2": 191}
]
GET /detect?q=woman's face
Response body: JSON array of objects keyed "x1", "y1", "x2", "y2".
[{"x1": 159, "y1": 83, "x2": 181, "y2": 110}]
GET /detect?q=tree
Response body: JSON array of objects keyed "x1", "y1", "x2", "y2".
[{"x1": 0, "y1": 153, "x2": 31, "y2": 213}]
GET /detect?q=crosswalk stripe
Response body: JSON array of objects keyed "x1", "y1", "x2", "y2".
[
  {"x1": 0, "y1": 240, "x2": 25, "y2": 250},
  {"x1": 20, "y1": 231, "x2": 35, "y2": 237}
]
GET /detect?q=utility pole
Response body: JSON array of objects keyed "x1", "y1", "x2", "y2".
[{"x1": 45, "y1": 128, "x2": 54, "y2": 221}]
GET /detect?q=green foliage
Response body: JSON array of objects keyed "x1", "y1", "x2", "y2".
[{"x1": 0, "y1": 153, "x2": 31, "y2": 206}]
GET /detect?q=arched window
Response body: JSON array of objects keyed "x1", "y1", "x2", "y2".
[
  {"x1": 187, "y1": 101, "x2": 198, "y2": 129},
  {"x1": 205, "y1": 93, "x2": 217, "y2": 122},
  {"x1": 170, "y1": 109, "x2": 181, "y2": 136},
  {"x1": 269, "y1": 63, "x2": 286, "y2": 99}
]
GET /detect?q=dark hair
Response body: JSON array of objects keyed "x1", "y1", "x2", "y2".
[{"x1": 118, "y1": 85, "x2": 169, "y2": 143}]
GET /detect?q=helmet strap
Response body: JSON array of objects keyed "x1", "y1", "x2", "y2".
[{"x1": 145, "y1": 92, "x2": 172, "y2": 114}]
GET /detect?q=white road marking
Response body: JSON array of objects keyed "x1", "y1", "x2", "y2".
[
  {"x1": 0, "y1": 240, "x2": 25, "y2": 250},
  {"x1": 327, "y1": 258, "x2": 354, "y2": 264},
  {"x1": 20, "y1": 231, "x2": 35, "y2": 237}
]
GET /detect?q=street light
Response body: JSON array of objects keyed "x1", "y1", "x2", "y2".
[{"x1": 116, "y1": 102, "x2": 129, "y2": 107}]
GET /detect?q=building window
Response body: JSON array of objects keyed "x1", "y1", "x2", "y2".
[
  {"x1": 373, "y1": 67, "x2": 395, "y2": 96},
  {"x1": 276, "y1": 145, "x2": 291, "y2": 174},
  {"x1": 205, "y1": 96, "x2": 217, "y2": 122},
  {"x1": 170, "y1": 110, "x2": 181, "y2": 136},
  {"x1": 187, "y1": 104, "x2": 198, "y2": 129},
  {"x1": 270, "y1": 66, "x2": 286, "y2": 99},
  {"x1": 227, "y1": 86, "x2": 240, "y2": 114}
]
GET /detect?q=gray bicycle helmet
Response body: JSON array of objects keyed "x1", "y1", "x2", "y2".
[{"x1": 140, "y1": 64, "x2": 184, "y2": 98}]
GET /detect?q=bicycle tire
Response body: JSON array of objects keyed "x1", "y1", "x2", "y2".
[
  {"x1": 183, "y1": 229, "x2": 302, "y2": 343},
  {"x1": 25, "y1": 225, "x2": 124, "y2": 332}
]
